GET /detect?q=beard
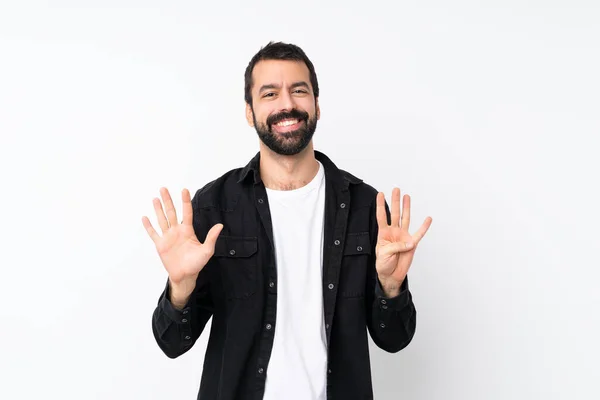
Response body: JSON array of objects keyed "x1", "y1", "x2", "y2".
[{"x1": 252, "y1": 108, "x2": 318, "y2": 156}]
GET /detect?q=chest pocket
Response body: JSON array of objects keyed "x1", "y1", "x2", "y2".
[
  {"x1": 213, "y1": 235, "x2": 258, "y2": 299},
  {"x1": 340, "y1": 232, "x2": 372, "y2": 297}
]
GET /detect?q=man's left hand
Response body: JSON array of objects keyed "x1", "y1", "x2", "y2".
[{"x1": 375, "y1": 187, "x2": 433, "y2": 297}]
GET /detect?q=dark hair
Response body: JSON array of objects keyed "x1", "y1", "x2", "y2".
[{"x1": 244, "y1": 41, "x2": 320, "y2": 107}]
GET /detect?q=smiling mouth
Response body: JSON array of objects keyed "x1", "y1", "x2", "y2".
[
  {"x1": 275, "y1": 118, "x2": 299, "y2": 126},
  {"x1": 272, "y1": 118, "x2": 303, "y2": 133}
]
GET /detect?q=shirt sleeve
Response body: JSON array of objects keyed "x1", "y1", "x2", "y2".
[
  {"x1": 365, "y1": 195, "x2": 417, "y2": 353},
  {"x1": 150, "y1": 192, "x2": 215, "y2": 359}
]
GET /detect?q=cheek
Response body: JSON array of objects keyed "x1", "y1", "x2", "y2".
[
  {"x1": 257, "y1": 113, "x2": 269, "y2": 126},
  {"x1": 250, "y1": 110, "x2": 266, "y2": 126},
  {"x1": 262, "y1": 110, "x2": 281, "y2": 125},
  {"x1": 251, "y1": 105, "x2": 267, "y2": 122},
  {"x1": 299, "y1": 100, "x2": 316, "y2": 116}
]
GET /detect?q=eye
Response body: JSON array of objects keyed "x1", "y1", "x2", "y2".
[
  {"x1": 294, "y1": 89, "x2": 308, "y2": 94},
  {"x1": 262, "y1": 92, "x2": 275, "y2": 98}
]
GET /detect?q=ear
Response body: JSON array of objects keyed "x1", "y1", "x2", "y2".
[
  {"x1": 245, "y1": 103, "x2": 255, "y2": 127},
  {"x1": 316, "y1": 97, "x2": 320, "y2": 120}
]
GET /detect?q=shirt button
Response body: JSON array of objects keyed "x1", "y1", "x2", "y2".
[
  {"x1": 266, "y1": 324, "x2": 272, "y2": 330},
  {"x1": 328, "y1": 369, "x2": 332, "y2": 374},
  {"x1": 182, "y1": 319, "x2": 188, "y2": 323},
  {"x1": 182, "y1": 310, "x2": 188, "y2": 314},
  {"x1": 229, "y1": 249, "x2": 236, "y2": 256},
  {"x1": 258, "y1": 198, "x2": 264, "y2": 204},
  {"x1": 269, "y1": 281, "x2": 275, "y2": 288},
  {"x1": 382, "y1": 305, "x2": 388, "y2": 310},
  {"x1": 357, "y1": 246, "x2": 363, "y2": 251},
  {"x1": 326, "y1": 324, "x2": 330, "y2": 329},
  {"x1": 380, "y1": 323, "x2": 386, "y2": 328},
  {"x1": 328, "y1": 283, "x2": 334, "y2": 290},
  {"x1": 184, "y1": 335, "x2": 191, "y2": 340},
  {"x1": 258, "y1": 368, "x2": 264, "y2": 374},
  {"x1": 340, "y1": 203, "x2": 346, "y2": 208},
  {"x1": 381, "y1": 299, "x2": 387, "y2": 305},
  {"x1": 334, "y1": 240, "x2": 340, "y2": 246}
]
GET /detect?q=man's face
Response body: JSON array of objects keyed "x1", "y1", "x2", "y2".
[{"x1": 246, "y1": 59, "x2": 320, "y2": 156}]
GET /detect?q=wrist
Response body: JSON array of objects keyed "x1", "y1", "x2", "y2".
[
  {"x1": 169, "y1": 277, "x2": 196, "y2": 309},
  {"x1": 378, "y1": 276, "x2": 402, "y2": 298}
]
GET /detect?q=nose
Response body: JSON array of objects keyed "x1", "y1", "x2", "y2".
[{"x1": 277, "y1": 90, "x2": 295, "y2": 112}]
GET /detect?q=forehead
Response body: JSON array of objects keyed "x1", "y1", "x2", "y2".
[{"x1": 251, "y1": 59, "x2": 311, "y2": 90}]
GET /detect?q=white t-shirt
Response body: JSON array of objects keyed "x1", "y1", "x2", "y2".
[{"x1": 262, "y1": 160, "x2": 328, "y2": 400}]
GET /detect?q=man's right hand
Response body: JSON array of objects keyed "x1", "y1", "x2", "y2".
[{"x1": 142, "y1": 187, "x2": 223, "y2": 307}]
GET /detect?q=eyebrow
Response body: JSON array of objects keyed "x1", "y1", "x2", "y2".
[{"x1": 258, "y1": 81, "x2": 310, "y2": 94}]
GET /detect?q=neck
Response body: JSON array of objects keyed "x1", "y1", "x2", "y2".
[{"x1": 259, "y1": 142, "x2": 319, "y2": 191}]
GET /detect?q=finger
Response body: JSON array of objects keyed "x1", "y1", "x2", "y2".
[
  {"x1": 401, "y1": 194, "x2": 411, "y2": 231},
  {"x1": 379, "y1": 241, "x2": 415, "y2": 257},
  {"x1": 412, "y1": 217, "x2": 433, "y2": 244},
  {"x1": 391, "y1": 188, "x2": 401, "y2": 228},
  {"x1": 153, "y1": 197, "x2": 170, "y2": 234},
  {"x1": 181, "y1": 188, "x2": 193, "y2": 226},
  {"x1": 142, "y1": 216, "x2": 160, "y2": 243},
  {"x1": 376, "y1": 192, "x2": 388, "y2": 229},
  {"x1": 160, "y1": 187, "x2": 179, "y2": 228},
  {"x1": 203, "y1": 223, "x2": 224, "y2": 252}
]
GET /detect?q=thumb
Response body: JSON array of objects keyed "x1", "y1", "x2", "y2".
[
  {"x1": 379, "y1": 240, "x2": 414, "y2": 257},
  {"x1": 203, "y1": 223, "x2": 224, "y2": 251}
]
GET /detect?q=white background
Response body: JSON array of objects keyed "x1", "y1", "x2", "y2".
[{"x1": 1, "y1": 1, "x2": 599, "y2": 399}]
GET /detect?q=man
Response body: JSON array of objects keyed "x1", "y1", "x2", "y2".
[{"x1": 143, "y1": 41, "x2": 433, "y2": 400}]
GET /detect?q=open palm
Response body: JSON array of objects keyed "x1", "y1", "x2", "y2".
[
  {"x1": 375, "y1": 188, "x2": 432, "y2": 286},
  {"x1": 142, "y1": 187, "x2": 223, "y2": 285}
]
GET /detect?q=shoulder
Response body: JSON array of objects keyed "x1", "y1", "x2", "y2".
[
  {"x1": 338, "y1": 167, "x2": 379, "y2": 209},
  {"x1": 191, "y1": 167, "x2": 246, "y2": 211}
]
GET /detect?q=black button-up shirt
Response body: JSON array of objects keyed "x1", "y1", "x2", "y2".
[{"x1": 151, "y1": 150, "x2": 416, "y2": 400}]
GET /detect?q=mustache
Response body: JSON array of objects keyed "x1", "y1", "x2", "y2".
[{"x1": 267, "y1": 109, "x2": 309, "y2": 127}]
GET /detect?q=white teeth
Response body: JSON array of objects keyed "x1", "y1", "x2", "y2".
[{"x1": 276, "y1": 119, "x2": 298, "y2": 127}]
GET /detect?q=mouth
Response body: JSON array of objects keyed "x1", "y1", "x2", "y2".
[{"x1": 271, "y1": 118, "x2": 304, "y2": 133}]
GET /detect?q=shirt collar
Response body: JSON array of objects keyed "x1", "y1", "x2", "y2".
[{"x1": 236, "y1": 150, "x2": 362, "y2": 188}]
